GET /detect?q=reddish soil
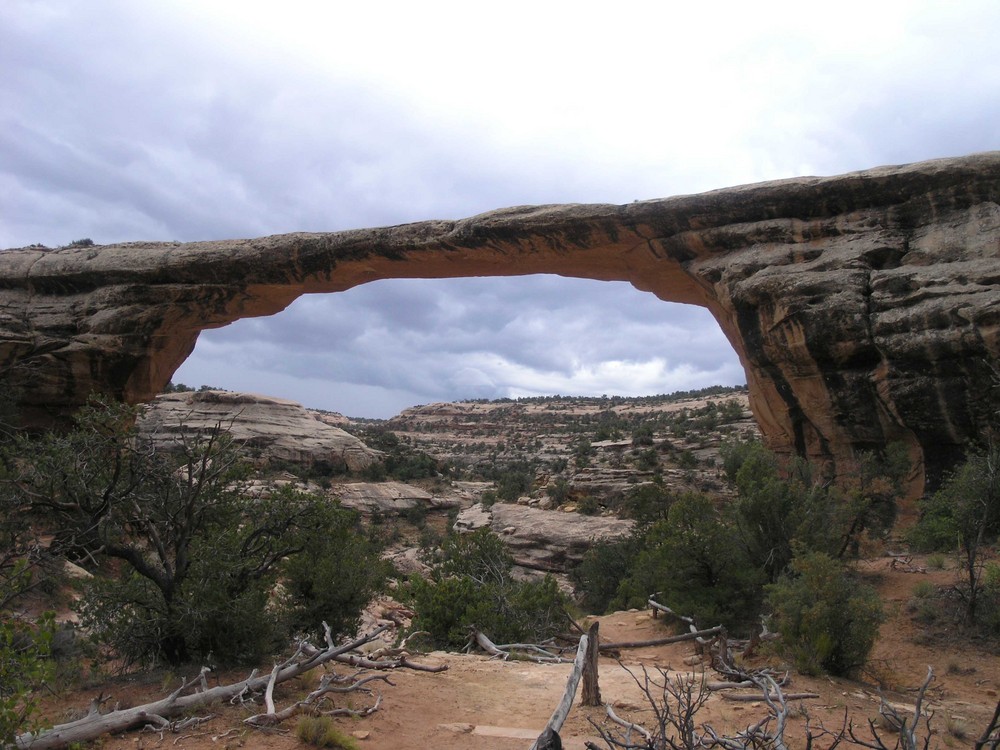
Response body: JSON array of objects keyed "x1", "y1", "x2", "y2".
[{"x1": 36, "y1": 554, "x2": 1000, "y2": 749}]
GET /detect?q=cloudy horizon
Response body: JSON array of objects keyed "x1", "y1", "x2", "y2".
[{"x1": 3, "y1": 1, "x2": 998, "y2": 417}]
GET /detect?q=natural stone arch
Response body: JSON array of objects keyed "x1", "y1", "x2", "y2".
[{"x1": 2, "y1": 152, "x2": 999, "y2": 493}]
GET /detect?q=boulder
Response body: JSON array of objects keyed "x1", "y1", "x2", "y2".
[
  {"x1": 455, "y1": 502, "x2": 634, "y2": 573},
  {"x1": 334, "y1": 480, "x2": 460, "y2": 514}
]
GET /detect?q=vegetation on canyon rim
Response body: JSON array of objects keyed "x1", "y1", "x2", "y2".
[
  {"x1": 4, "y1": 383, "x2": 1000, "y2": 745},
  {"x1": 0, "y1": 395, "x2": 385, "y2": 744},
  {"x1": 571, "y1": 438, "x2": 904, "y2": 676}
]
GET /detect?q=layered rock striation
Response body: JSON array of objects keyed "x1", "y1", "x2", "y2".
[
  {"x1": 138, "y1": 390, "x2": 380, "y2": 472},
  {"x1": 455, "y1": 502, "x2": 634, "y2": 574},
  {"x1": 2, "y1": 153, "x2": 999, "y2": 490}
]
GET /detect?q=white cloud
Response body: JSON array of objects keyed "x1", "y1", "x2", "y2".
[{"x1": 2, "y1": 0, "x2": 998, "y2": 415}]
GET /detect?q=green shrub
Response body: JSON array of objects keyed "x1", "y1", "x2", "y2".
[
  {"x1": 408, "y1": 529, "x2": 565, "y2": 649},
  {"x1": 0, "y1": 399, "x2": 57, "y2": 746},
  {"x1": 358, "y1": 428, "x2": 441, "y2": 480},
  {"x1": 974, "y1": 562, "x2": 1000, "y2": 635},
  {"x1": 632, "y1": 424, "x2": 655, "y2": 446},
  {"x1": 926, "y1": 553, "x2": 946, "y2": 570},
  {"x1": 907, "y1": 448, "x2": 1000, "y2": 622},
  {"x1": 719, "y1": 436, "x2": 764, "y2": 483},
  {"x1": 295, "y1": 715, "x2": 359, "y2": 749},
  {"x1": 614, "y1": 493, "x2": 765, "y2": 633},
  {"x1": 486, "y1": 463, "x2": 535, "y2": 502},
  {"x1": 11, "y1": 399, "x2": 383, "y2": 667},
  {"x1": 765, "y1": 551, "x2": 883, "y2": 677},
  {"x1": 911, "y1": 580, "x2": 936, "y2": 599},
  {"x1": 78, "y1": 561, "x2": 281, "y2": 668},
  {"x1": 572, "y1": 528, "x2": 647, "y2": 614},
  {"x1": 634, "y1": 448, "x2": 659, "y2": 471},
  {"x1": 676, "y1": 450, "x2": 698, "y2": 470},
  {"x1": 0, "y1": 583, "x2": 54, "y2": 746},
  {"x1": 280, "y1": 501, "x2": 388, "y2": 642},
  {"x1": 617, "y1": 482, "x2": 674, "y2": 523},
  {"x1": 403, "y1": 503, "x2": 428, "y2": 528},
  {"x1": 545, "y1": 479, "x2": 571, "y2": 505}
]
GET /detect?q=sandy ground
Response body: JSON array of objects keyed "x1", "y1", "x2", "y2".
[{"x1": 36, "y1": 555, "x2": 1000, "y2": 749}]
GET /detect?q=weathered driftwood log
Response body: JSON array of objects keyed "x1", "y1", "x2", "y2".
[
  {"x1": 720, "y1": 691, "x2": 819, "y2": 702},
  {"x1": 598, "y1": 625, "x2": 724, "y2": 652},
  {"x1": 530, "y1": 631, "x2": 591, "y2": 750},
  {"x1": 469, "y1": 629, "x2": 569, "y2": 663},
  {"x1": 244, "y1": 672, "x2": 391, "y2": 726},
  {"x1": 15, "y1": 622, "x2": 445, "y2": 750}
]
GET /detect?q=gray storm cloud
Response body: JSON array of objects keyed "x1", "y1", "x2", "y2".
[{"x1": 2, "y1": 0, "x2": 998, "y2": 416}]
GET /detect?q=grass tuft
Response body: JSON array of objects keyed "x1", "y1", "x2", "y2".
[{"x1": 294, "y1": 715, "x2": 360, "y2": 750}]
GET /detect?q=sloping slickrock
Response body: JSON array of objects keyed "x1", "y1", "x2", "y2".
[
  {"x1": 455, "y1": 502, "x2": 634, "y2": 573},
  {"x1": 138, "y1": 390, "x2": 379, "y2": 472},
  {"x1": 334, "y1": 480, "x2": 461, "y2": 514}
]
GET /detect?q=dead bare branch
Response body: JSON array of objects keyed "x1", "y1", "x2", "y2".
[
  {"x1": 846, "y1": 667, "x2": 935, "y2": 750},
  {"x1": 604, "y1": 702, "x2": 653, "y2": 744},
  {"x1": 243, "y1": 672, "x2": 393, "y2": 727},
  {"x1": 599, "y1": 626, "x2": 724, "y2": 651},
  {"x1": 468, "y1": 628, "x2": 572, "y2": 663},
  {"x1": 977, "y1": 699, "x2": 1000, "y2": 749},
  {"x1": 12, "y1": 622, "x2": 437, "y2": 750},
  {"x1": 530, "y1": 629, "x2": 591, "y2": 750},
  {"x1": 720, "y1": 691, "x2": 819, "y2": 702}
]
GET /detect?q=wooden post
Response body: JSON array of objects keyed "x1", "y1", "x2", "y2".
[
  {"x1": 582, "y1": 621, "x2": 601, "y2": 707},
  {"x1": 530, "y1": 630, "x2": 589, "y2": 750}
]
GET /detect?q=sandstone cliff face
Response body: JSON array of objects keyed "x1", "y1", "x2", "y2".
[
  {"x1": 138, "y1": 390, "x2": 380, "y2": 472},
  {"x1": 2, "y1": 153, "x2": 999, "y2": 491}
]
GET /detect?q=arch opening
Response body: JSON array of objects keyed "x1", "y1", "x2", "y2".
[{"x1": 172, "y1": 275, "x2": 747, "y2": 418}]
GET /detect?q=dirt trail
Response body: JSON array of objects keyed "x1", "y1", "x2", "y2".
[{"x1": 42, "y1": 556, "x2": 1000, "y2": 750}]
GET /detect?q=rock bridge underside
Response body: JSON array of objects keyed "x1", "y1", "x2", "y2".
[{"x1": 2, "y1": 153, "x2": 1000, "y2": 493}]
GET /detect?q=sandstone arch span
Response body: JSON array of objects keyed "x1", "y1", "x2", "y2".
[{"x1": 2, "y1": 153, "x2": 1000, "y2": 491}]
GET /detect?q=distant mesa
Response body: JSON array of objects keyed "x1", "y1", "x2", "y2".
[{"x1": 2, "y1": 152, "x2": 1000, "y2": 493}]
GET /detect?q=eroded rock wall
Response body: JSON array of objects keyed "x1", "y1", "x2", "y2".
[
  {"x1": 2, "y1": 153, "x2": 999, "y2": 491},
  {"x1": 138, "y1": 390, "x2": 381, "y2": 472}
]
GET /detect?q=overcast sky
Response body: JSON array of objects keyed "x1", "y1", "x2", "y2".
[{"x1": 3, "y1": 1, "x2": 999, "y2": 417}]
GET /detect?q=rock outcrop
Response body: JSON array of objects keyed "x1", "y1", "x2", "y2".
[
  {"x1": 334, "y1": 480, "x2": 463, "y2": 514},
  {"x1": 138, "y1": 390, "x2": 379, "y2": 472},
  {"x1": 3, "y1": 153, "x2": 1000, "y2": 491},
  {"x1": 455, "y1": 502, "x2": 634, "y2": 574}
]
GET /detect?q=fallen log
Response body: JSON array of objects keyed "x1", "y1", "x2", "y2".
[
  {"x1": 598, "y1": 625, "x2": 724, "y2": 651},
  {"x1": 14, "y1": 622, "x2": 444, "y2": 750},
  {"x1": 244, "y1": 673, "x2": 392, "y2": 726},
  {"x1": 468, "y1": 629, "x2": 570, "y2": 663},
  {"x1": 721, "y1": 691, "x2": 819, "y2": 702}
]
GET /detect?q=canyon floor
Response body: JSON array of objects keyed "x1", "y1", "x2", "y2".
[
  {"x1": 25, "y1": 388, "x2": 1000, "y2": 748},
  {"x1": 40, "y1": 552, "x2": 999, "y2": 750}
]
